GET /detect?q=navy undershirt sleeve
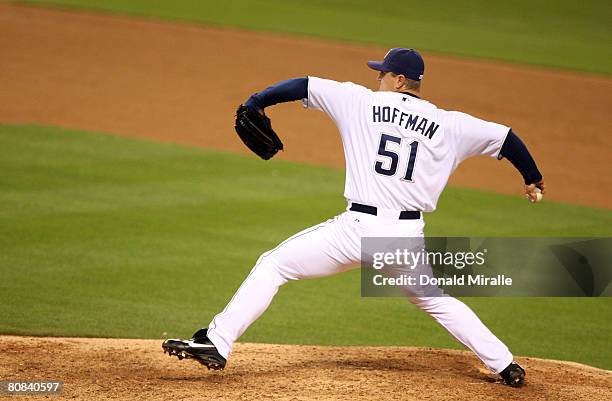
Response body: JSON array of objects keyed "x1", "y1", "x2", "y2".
[
  {"x1": 244, "y1": 77, "x2": 309, "y2": 110},
  {"x1": 499, "y1": 129, "x2": 543, "y2": 184}
]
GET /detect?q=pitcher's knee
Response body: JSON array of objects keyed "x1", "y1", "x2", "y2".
[
  {"x1": 410, "y1": 296, "x2": 434, "y2": 306},
  {"x1": 409, "y1": 296, "x2": 448, "y2": 310},
  {"x1": 254, "y1": 253, "x2": 297, "y2": 284}
]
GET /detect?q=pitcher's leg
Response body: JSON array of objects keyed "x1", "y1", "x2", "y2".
[
  {"x1": 208, "y1": 216, "x2": 359, "y2": 359},
  {"x1": 410, "y1": 296, "x2": 513, "y2": 373}
]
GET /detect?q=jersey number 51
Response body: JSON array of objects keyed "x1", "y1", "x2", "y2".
[{"x1": 374, "y1": 134, "x2": 419, "y2": 182}]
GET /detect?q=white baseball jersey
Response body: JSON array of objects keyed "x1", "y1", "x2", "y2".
[{"x1": 304, "y1": 76, "x2": 510, "y2": 212}]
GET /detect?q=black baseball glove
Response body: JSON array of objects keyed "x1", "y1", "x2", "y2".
[{"x1": 234, "y1": 105, "x2": 284, "y2": 160}]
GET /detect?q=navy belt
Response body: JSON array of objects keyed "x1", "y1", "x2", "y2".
[{"x1": 349, "y1": 203, "x2": 421, "y2": 220}]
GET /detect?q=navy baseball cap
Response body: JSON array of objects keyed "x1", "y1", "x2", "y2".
[{"x1": 367, "y1": 48, "x2": 425, "y2": 81}]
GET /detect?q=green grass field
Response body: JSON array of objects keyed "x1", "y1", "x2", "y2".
[
  {"x1": 1, "y1": 124, "x2": 610, "y2": 369},
  {"x1": 19, "y1": 0, "x2": 612, "y2": 74}
]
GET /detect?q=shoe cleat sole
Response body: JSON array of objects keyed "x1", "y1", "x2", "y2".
[{"x1": 162, "y1": 340, "x2": 225, "y2": 370}]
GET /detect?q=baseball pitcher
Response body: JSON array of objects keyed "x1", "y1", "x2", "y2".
[{"x1": 163, "y1": 48, "x2": 546, "y2": 387}]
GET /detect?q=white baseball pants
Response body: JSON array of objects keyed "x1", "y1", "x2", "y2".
[{"x1": 207, "y1": 209, "x2": 513, "y2": 373}]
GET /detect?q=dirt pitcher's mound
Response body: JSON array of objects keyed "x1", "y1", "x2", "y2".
[{"x1": 0, "y1": 336, "x2": 610, "y2": 400}]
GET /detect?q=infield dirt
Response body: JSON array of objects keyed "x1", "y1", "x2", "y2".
[
  {"x1": 1, "y1": 3, "x2": 611, "y2": 208},
  {"x1": 1, "y1": 336, "x2": 611, "y2": 401}
]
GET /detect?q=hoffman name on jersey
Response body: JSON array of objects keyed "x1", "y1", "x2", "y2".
[{"x1": 372, "y1": 105, "x2": 440, "y2": 139}]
